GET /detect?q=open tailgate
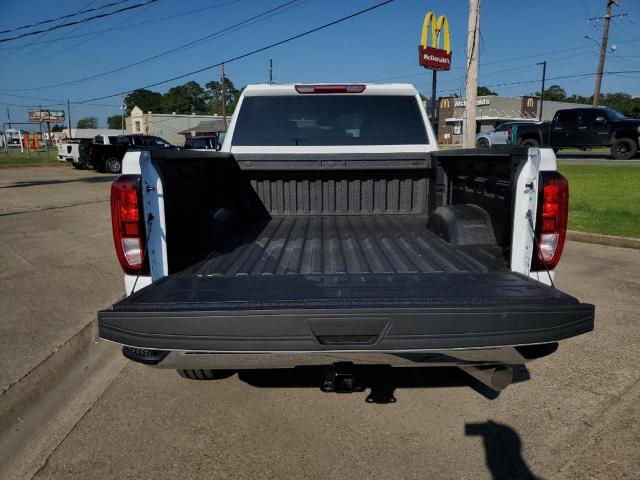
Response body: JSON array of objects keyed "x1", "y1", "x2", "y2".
[{"x1": 99, "y1": 271, "x2": 594, "y2": 351}]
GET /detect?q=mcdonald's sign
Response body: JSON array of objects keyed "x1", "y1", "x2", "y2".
[
  {"x1": 527, "y1": 97, "x2": 535, "y2": 108},
  {"x1": 440, "y1": 98, "x2": 450, "y2": 109},
  {"x1": 419, "y1": 12, "x2": 451, "y2": 71}
]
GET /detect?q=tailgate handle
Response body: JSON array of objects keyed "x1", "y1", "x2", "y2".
[{"x1": 306, "y1": 317, "x2": 390, "y2": 346}]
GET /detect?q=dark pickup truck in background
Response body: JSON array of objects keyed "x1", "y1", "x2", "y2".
[
  {"x1": 89, "y1": 134, "x2": 175, "y2": 173},
  {"x1": 515, "y1": 107, "x2": 640, "y2": 159}
]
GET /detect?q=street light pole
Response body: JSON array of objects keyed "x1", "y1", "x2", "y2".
[
  {"x1": 66, "y1": 99, "x2": 72, "y2": 138},
  {"x1": 221, "y1": 63, "x2": 227, "y2": 130},
  {"x1": 537, "y1": 61, "x2": 546, "y2": 121}
]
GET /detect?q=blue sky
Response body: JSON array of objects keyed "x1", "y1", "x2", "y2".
[{"x1": 1, "y1": 0, "x2": 639, "y2": 128}]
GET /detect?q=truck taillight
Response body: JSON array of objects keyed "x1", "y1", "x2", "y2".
[
  {"x1": 295, "y1": 84, "x2": 366, "y2": 94},
  {"x1": 532, "y1": 171, "x2": 569, "y2": 270},
  {"x1": 507, "y1": 126, "x2": 512, "y2": 142},
  {"x1": 111, "y1": 175, "x2": 147, "y2": 275}
]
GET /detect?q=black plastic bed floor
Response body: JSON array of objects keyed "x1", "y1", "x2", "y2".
[
  {"x1": 112, "y1": 215, "x2": 585, "y2": 312},
  {"x1": 186, "y1": 215, "x2": 507, "y2": 277}
]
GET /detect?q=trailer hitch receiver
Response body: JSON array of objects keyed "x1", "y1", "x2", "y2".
[{"x1": 321, "y1": 362, "x2": 365, "y2": 393}]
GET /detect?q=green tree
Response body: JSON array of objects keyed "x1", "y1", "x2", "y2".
[
  {"x1": 124, "y1": 89, "x2": 164, "y2": 115},
  {"x1": 477, "y1": 86, "x2": 497, "y2": 96},
  {"x1": 51, "y1": 124, "x2": 64, "y2": 132},
  {"x1": 107, "y1": 114, "x2": 123, "y2": 129},
  {"x1": 565, "y1": 93, "x2": 591, "y2": 105},
  {"x1": 163, "y1": 81, "x2": 208, "y2": 114},
  {"x1": 205, "y1": 76, "x2": 241, "y2": 115},
  {"x1": 600, "y1": 93, "x2": 640, "y2": 118},
  {"x1": 76, "y1": 117, "x2": 98, "y2": 129},
  {"x1": 534, "y1": 85, "x2": 566, "y2": 102}
]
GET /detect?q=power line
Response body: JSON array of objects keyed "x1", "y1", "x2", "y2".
[
  {"x1": 0, "y1": 0, "x2": 244, "y2": 52},
  {"x1": 35, "y1": 0, "x2": 155, "y2": 63},
  {"x1": 365, "y1": 44, "x2": 598, "y2": 83},
  {"x1": 429, "y1": 70, "x2": 640, "y2": 96},
  {"x1": 0, "y1": 0, "x2": 98, "y2": 61},
  {"x1": 0, "y1": 0, "x2": 134, "y2": 35},
  {"x1": 3, "y1": 0, "x2": 304, "y2": 92},
  {"x1": 0, "y1": 0, "x2": 156, "y2": 43},
  {"x1": 73, "y1": 0, "x2": 398, "y2": 104}
]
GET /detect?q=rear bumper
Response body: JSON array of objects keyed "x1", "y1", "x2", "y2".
[
  {"x1": 99, "y1": 303, "x2": 594, "y2": 367},
  {"x1": 140, "y1": 344, "x2": 558, "y2": 369}
]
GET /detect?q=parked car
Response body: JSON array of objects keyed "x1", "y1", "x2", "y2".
[
  {"x1": 514, "y1": 107, "x2": 640, "y2": 159},
  {"x1": 476, "y1": 121, "x2": 541, "y2": 147},
  {"x1": 98, "y1": 83, "x2": 594, "y2": 392},
  {"x1": 57, "y1": 139, "x2": 92, "y2": 169},
  {"x1": 89, "y1": 134, "x2": 175, "y2": 173},
  {"x1": 184, "y1": 135, "x2": 218, "y2": 150}
]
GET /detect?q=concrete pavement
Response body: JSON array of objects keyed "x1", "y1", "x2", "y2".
[
  {"x1": 26, "y1": 243, "x2": 640, "y2": 480},
  {"x1": 0, "y1": 166, "x2": 121, "y2": 393},
  {"x1": 1, "y1": 166, "x2": 639, "y2": 479}
]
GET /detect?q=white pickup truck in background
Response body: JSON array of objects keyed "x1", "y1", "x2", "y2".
[{"x1": 98, "y1": 83, "x2": 594, "y2": 392}]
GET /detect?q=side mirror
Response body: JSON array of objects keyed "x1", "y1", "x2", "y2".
[
  {"x1": 215, "y1": 142, "x2": 222, "y2": 151},
  {"x1": 595, "y1": 116, "x2": 607, "y2": 125}
]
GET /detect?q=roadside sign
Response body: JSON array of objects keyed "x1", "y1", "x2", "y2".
[
  {"x1": 419, "y1": 12, "x2": 452, "y2": 71},
  {"x1": 28, "y1": 109, "x2": 65, "y2": 123}
]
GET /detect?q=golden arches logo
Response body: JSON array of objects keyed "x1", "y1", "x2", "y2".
[
  {"x1": 526, "y1": 97, "x2": 535, "y2": 108},
  {"x1": 419, "y1": 12, "x2": 452, "y2": 71},
  {"x1": 420, "y1": 12, "x2": 451, "y2": 53},
  {"x1": 440, "y1": 98, "x2": 450, "y2": 109}
]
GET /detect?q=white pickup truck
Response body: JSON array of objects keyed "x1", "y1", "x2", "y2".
[{"x1": 98, "y1": 84, "x2": 594, "y2": 392}]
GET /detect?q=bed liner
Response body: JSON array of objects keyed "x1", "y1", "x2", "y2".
[{"x1": 99, "y1": 214, "x2": 594, "y2": 351}]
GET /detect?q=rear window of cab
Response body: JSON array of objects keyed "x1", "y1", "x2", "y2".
[{"x1": 232, "y1": 95, "x2": 428, "y2": 146}]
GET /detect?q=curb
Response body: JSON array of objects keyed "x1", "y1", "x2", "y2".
[
  {"x1": 0, "y1": 320, "x2": 126, "y2": 479},
  {"x1": 567, "y1": 230, "x2": 640, "y2": 250},
  {"x1": 0, "y1": 321, "x2": 97, "y2": 429}
]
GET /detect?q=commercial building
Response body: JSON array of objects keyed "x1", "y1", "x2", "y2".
[
  {"x1": 178, "y1": 119, "x2": 228, "y2": 140},
  {"x1": 435, "y1": 95, "x2": 588, "y2": 144},
  {"x1": 126, "y1": 106, "x2": 227, "y2": 145},
  {"x1": 62, "y1": 128, "x2": 121, "y2": 140}
]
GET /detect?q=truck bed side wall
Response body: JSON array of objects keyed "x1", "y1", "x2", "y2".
[{"x1": 152, "y1": 150, "x2": 519, "y2": 274}]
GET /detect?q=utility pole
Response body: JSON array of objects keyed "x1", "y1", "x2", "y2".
[
  {"x1": 221, "y1": 63, "x2": 227, "y2": 130},
  {"x1": 593, "y1": 0, "x2": 619, "y2": 107},
  {"x1": 431, "y1": 70, "x2": 437, "y2": 126},
  {"x1": 269, "y1": 59, "x2": 273, "y2": 85},
  {"x1": 66, "y1": 99, "x2": 72, "y2": 138},
  {"x1": 121, "y1": 96, "x2": 125, "y2": 134},
  {"x1": 7, "y1": 107, "x2": 11, "y2": 129},
  {"x1": 463, "y1": 0, "x2": 480, "y2": 148},
  {"x1": 537, "y1": 61, "x2": 547, "y2": 120}
]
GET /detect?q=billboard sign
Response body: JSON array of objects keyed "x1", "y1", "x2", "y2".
[
  {"x1": 419, "y1": 12, "x2": 451, "y2": 71},
  {"x1": 28, "y1": 109, "x2": 65, "y2": 123}
]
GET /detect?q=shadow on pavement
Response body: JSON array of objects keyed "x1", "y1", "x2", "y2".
[
  {"x1": 0, "y1": 175, "x2": 115, "y2": 189},
  {"x1": 466, "y1": 420, "x2": 543, "y2": 480},
  {"x1": 236, "y1": 365, "x2": 530, "y2": 403}
]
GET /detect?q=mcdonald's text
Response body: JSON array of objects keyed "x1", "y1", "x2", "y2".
[{"x1": 419, "y1": 46, "x2": 452, "y2": 70}]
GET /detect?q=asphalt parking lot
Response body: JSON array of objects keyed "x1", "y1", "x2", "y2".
[{"x1": 1, "y1": 164, "x2": 639, "y2": 480}]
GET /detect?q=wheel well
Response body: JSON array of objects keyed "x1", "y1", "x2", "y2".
[{"x1": 612, "y1": 131, "x2": 638, "y2": 144}]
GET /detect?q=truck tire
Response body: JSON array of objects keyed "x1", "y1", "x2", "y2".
[
  {"x1": 104, "y1": 157, "x2": 122, "y2": 174},
  {"x1": 611, "y1": 138, "x2": 638, "y2": 160},
  {"x1": 72, "y1": 161, "x2": 85, "y2": 170},
  {"x1": 520, "y1": 138, "x2": 540, "y2": 148},
  {"x1": 177, "y1": 369, "x2": 236, "y2": 380},
  {"x1": 476, "y1": 138, "x2": 490, "y2": 148}
]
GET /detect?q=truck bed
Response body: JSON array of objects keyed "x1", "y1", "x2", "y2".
[
  {"x1": 99, "y1": 214, "x2": 593, "y2": 352},
  {"x1": 99, "y1": 149, "x2": 594, "y2": 355},
  {"x1": 184, "y1": 215, "x2": 506, "y2": 277}
]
